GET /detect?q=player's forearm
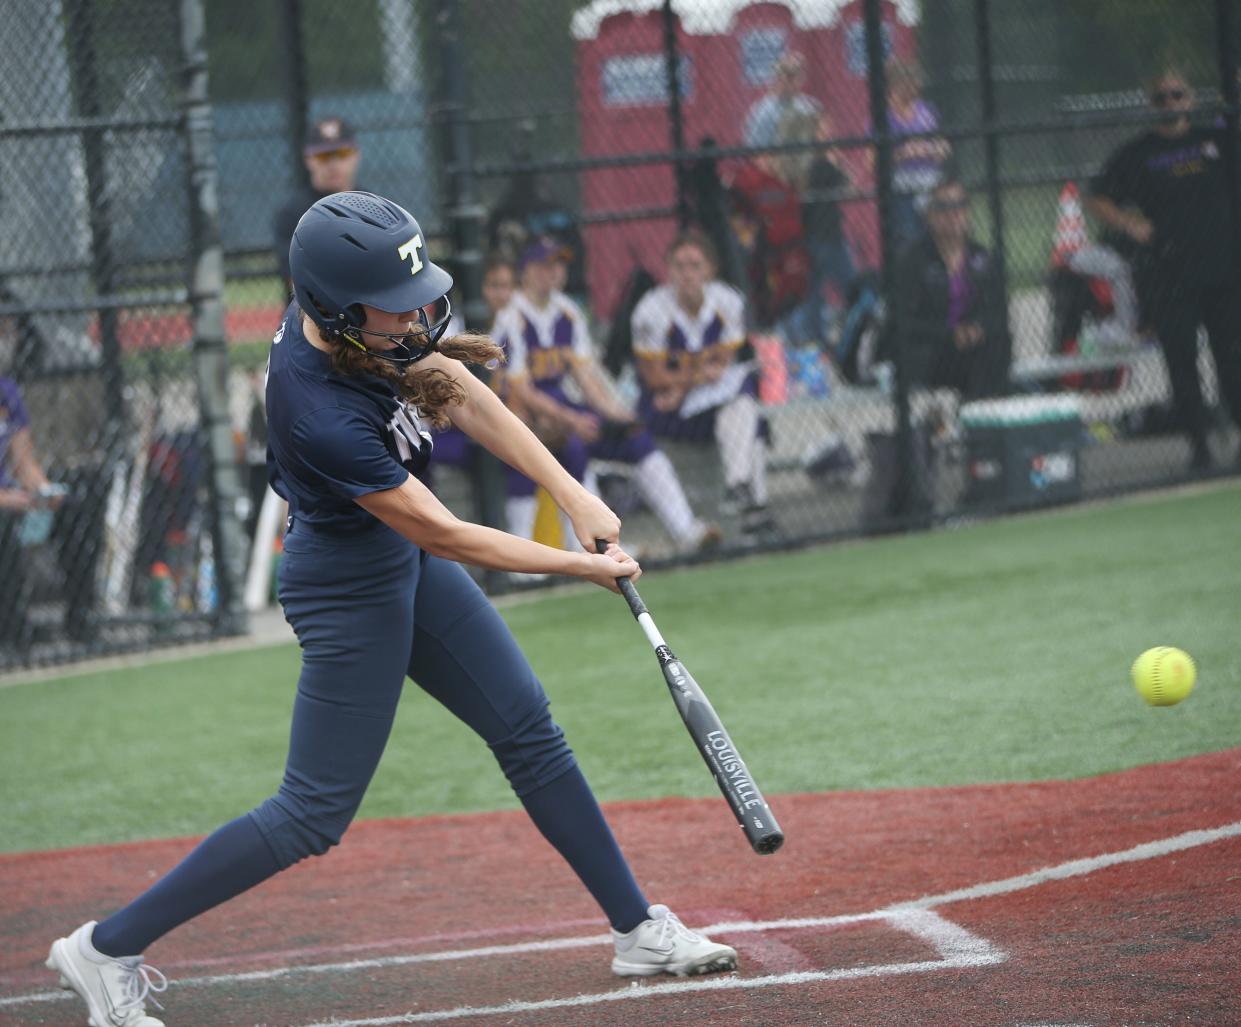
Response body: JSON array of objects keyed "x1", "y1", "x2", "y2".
[
  {"x1": 428, "y1": 517, "x2": 593, "y2": 576},
  {"x1": 639, "y1": 361, "x2": 691, "y2": 396},
  {"x1": 1087, "y1": 195, "x2": 1138, "y2": 236},
  {"x1": 525, "y1": 387, "x2": 578, "y2": 428},
  {"x1": 637, "y1": 358, "x2": 675, "y2": 391},
  {"x1": 357, "y1": 476, "x2": 591, "y2": 576},
  {"x1": 0, "y1": 487, "x2": 31, "y2": 511},
  {"x1": 9, "y1": 431, "x2": 50, "y2": 493},
  {"x1": 573, "y1": 365, "x2": 631, "y2": 421}
]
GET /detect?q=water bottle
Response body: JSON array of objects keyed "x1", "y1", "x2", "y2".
[
  {"x1": 149, "y1": 562, "x2": 175, "y2": 634},
  {"x1": 196, "y1": 538, "x2": 218, "y2": 614}
]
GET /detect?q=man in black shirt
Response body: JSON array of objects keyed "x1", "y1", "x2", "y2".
[
  {"x1": 272, "y1": 117, "x2": 362, "y2": 293},
  {"x1": 1089, "y1": 68, "x2": 1241, "y2": 470},
  {"x1": 887, "y1": 175, "x2": 1009, "y2": 400}
]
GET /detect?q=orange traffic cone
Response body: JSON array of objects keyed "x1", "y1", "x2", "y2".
[{"x1": 1050, "y1": 181, "x2": 1087, "y2": 269}]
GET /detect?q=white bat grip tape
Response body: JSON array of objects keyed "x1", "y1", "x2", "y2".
[{"x1": 636, "y1": 611, "x2": 666, "y2": 649}]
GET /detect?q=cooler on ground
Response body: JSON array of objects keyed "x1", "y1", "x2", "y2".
[{"x1": 961, "y1": 396, "x2": 1083, "y2": 509}]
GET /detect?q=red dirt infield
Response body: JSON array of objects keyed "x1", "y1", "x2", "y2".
[{"x1": 2, "y1": 749, "x2": 1239, "y2": 1026}]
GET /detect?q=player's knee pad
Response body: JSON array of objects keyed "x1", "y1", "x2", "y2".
[
  {"x1": 488, "y1": 701, "x2": 577, "y2": 797},
  {"x1": 249, "y1": 793, "x2": 354, "y2": 869}
]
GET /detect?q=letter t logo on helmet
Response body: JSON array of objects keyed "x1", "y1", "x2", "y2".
[{"x1": 398, "y1": 235, "x2": 424, "y2": 275}]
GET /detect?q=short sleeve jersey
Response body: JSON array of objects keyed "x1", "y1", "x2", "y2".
[
  {"x1": 0, "y1": 375, "x2": 31, "y2": 489},
  {"x1": 630, "y1": 281, "x2": 746, "y2": 371},
  {"x1": 491, "y1": 290, "x2": 593, "y2": 390},
  {"x1": 265, "y1": 303, "x2": 433, "y2": 531},
  {"x1": 1091, "y1": 127, "x2": 1235, "y2": 283}
]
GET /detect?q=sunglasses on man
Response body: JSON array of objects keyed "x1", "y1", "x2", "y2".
[
  {"x1": 308, "y1": 146, "x2": 358, "y2": 163},
  {"x1": 1151, "y1": 88, "x2": 1187, "y2": 107}
]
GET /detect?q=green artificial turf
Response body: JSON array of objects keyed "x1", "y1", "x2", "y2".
[{"x1": 3, "y1": 483, "x2": 1238, "y2": 853}]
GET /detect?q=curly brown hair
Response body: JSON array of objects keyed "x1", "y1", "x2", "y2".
[{"x1": 323, "y1": 325, "x2": 505, "y2": 429}]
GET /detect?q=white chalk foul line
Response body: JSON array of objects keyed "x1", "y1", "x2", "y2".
[
  {"x1": 4, "y1": 818, "x2": 1238, "y2": 1016},
  {"x1": 297, "y1": 945, "x2": 1004, "y2": 1027},
  {"x1": 0, "y1": 910, "x2": 923, "y2": 1012},
  {"x1": 888, "y1": 818, "x2": 1241, "y2": 912}
]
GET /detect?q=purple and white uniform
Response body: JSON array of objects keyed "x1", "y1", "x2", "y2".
[
  {"x1": 631, "y1": 282, "x2": 768, "y2": 508},
  {"x1": 631, "y1": 281, "x2": 754, "y2": 439},
  {"x1": 494, "y1": 290, "x2": 708, "y2": 551},
  {"x1": 494, "y1": 289, "x2": 594, "y2": 402}
]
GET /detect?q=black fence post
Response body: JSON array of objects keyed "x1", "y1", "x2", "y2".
[
  {"x1": 62, "y1": 0, "x2": 125, "y2": 445},
  {"x1": 431, "y1": 0, "x2": 506, "y2": 589},
  {"x1": 1217, "y1": 0, "x2": 1241, "y2": 271},
  {"x1": 661, "y1": 0, "x2": 690, "y2": 230},
  {"x1": 178, "y1": 0, "x2": 248, "y2": 636},
  {"x1": 973, "y1": 0, "x2": 1011, "y2": 376},
  {"x1": 862, "y1": 0, "x2": 913, "y2": 521},
  {"x1": 280, "y1": 0, "x2": 309, "y2": 190}
]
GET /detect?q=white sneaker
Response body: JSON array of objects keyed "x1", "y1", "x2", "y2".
[
  {"x1": 611, "y1": 904, "x2": 738, "y2": 977},
  {"x1": 47, "y1": 921, "x2": 167, "y2": 1027}
]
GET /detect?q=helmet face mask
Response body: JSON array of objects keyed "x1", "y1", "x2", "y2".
[
  {"x1": 289, "y1": 191, "x2": 455, "y2": 366},
  {"x1": 340, "y1": 295, "x2": 453, "y2": 367}
]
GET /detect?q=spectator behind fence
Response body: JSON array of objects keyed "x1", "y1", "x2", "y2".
[
  {"x1": 785, "y1": 112, "x2": 858, "y2": 350},
  {"x1": 767, "y1": 105, "x2": 820, "y2": 351},
  {"x1": 867, "y1": 61, "x2": 951, "y2": 248},
  {"x1": 1088, "y1": 67, "x2": 1241, "y2": 471},
  {"x1": 631, "y1": 230, "x2": 774, "y2": 542},
  {"x1": 743, "y1": 51, "x2": 822, "y2": 150},
  {"x1": 886, "y1": 176, "x2": 1009, "y2": 400},
  {"x1": 494, "y1": 238, "x2": 719, "y2": 555},
  {"x1": 272, "y1": 117, "x2": 361, "y2": 292},
  {"x1": 0, "y1": 375, "x2": 65, "y2": 656},
  {"x1": 727, "y1": 115, "x2": 811, "y2": 332}
]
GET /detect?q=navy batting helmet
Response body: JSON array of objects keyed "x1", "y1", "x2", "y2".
[{"x1": 289, "y1": 191, "x2": 454, "y2": 365}]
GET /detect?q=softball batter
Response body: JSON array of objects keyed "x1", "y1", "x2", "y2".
[{"x1": 47, "y1": 192, "x2": 736, "y2": 1026}]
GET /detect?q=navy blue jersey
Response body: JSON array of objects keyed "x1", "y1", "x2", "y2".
[{"x1": 265, "y1": 302, "x2": 432, "y2": 531}]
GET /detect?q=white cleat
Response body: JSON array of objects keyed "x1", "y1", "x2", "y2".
[
  {"x1": 46, "y1": 921, "x2": 167, "y2": 1026},
  {"x1": 611, "y1": 904, "x2": 738, "y2": 978}
]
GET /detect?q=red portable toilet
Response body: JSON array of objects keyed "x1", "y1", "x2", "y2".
[
  {"x1": 573, "y1": 0, "x2": 916, "y2": 316},
  {"x1": 573, "y1": 4, "x2": 700, "y2": 319},
  {"x1": 802, "y1": 0, "x2": 916, "y2": 268}
]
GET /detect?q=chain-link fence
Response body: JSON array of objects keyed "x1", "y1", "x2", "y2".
[
  {"x1": 0, "y1": 0, "x2": 245, "y2": 671},
  {"x1": 3, "y1": 0, "x2": 1238, "y2": 671},
  {"x1": 450, "y1": 0, "x2": 1240, "y2": 552}
]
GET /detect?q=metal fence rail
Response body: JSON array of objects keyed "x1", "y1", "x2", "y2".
[{"x1": 2, "y1": 0, "x2": 1237, "y2": 671}]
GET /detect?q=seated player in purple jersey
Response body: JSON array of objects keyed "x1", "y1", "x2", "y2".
[
  {"x1": 630, "y1": 230, "x2": 774, "y2": 540},
  {"x1": 494, "y1": 238, "x2": 719, "y2": 555}
]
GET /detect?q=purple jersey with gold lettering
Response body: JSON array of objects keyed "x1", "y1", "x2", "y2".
[
  {"x1": 492, "y1": 290, "x2": 593, "y2": 392},
  {"x1": 631, "y1": 281, "x2": 745, "y2": 371}
]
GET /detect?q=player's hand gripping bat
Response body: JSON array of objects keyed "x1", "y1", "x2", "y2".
[{"x1": 598, "y1": 542, "x2": 784, "y2": 855}]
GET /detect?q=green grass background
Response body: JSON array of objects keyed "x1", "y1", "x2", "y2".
[{"x1": 3, "y1": 483, "x2": 1238, "y2": 854}]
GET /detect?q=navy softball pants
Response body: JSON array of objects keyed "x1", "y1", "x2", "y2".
[{"x1": 91, "y1": 521, "x2": 648, "y2": 956}]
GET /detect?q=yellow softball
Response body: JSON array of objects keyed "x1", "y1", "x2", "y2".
[{"x1": 1131, "y1": 647, "x2": 1196, "y2": 706}]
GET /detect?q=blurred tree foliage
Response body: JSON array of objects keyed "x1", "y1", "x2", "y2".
[
  {"x1": 204, "y1": 0, "x2": 386, "y2": 103},
  {"x1": 1059, "y1": 0, "x2": 1220, "y2": 91}
]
